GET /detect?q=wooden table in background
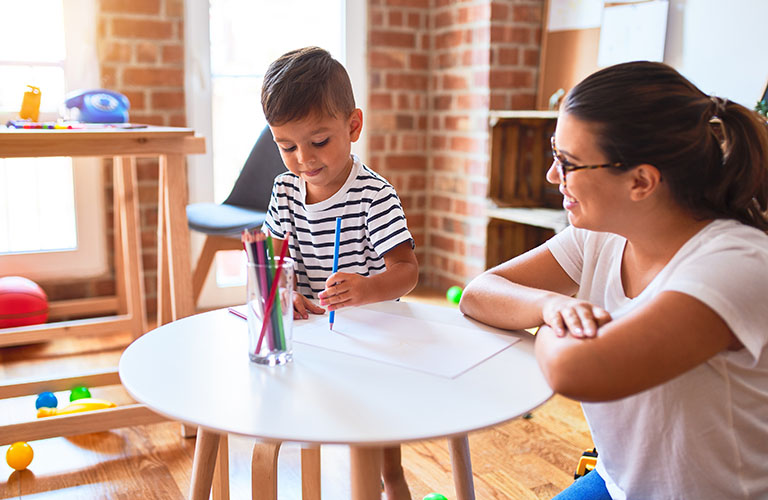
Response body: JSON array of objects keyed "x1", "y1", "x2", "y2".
[{"x1": 0, "y1": 126, "x2": 205, "y2": 448}]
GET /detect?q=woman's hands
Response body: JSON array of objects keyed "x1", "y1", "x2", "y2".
[{"x1": 541, "y1": 295, "x2": 612, "y2": 338}]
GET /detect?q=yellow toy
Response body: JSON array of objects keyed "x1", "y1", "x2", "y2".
[
  {"x1": 574, "y1": 448, "x2": 598, "y2": 479},
  {"x1": 37, "y1": 398, "x2": 116, "y2": 418},
  {"x1": 20, "y1": 85, "x2": 41, "y2": 121},
  {"x1": 6, "y1": 441, "x2": 33, "y2": 470}
]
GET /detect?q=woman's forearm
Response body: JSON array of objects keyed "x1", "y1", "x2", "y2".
[{"x1": 459, "y1": 272, "x2": 561, "y2": 330}]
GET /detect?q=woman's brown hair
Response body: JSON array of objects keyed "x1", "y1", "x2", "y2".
[{"x1": 564, "y1": 61, "x2": 768, "y2": 231}]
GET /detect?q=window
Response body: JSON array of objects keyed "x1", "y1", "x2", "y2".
[
  {"x1": 186, "y1": 0, "x2": 367, "y2": 307},
  {"x1": 0, "y1": 0, "x2": 105, "y2": 280}
]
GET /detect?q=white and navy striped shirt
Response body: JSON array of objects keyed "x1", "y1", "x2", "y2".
[{"x1": 263, "y1": 155, "x2": 414, "y2": 299}]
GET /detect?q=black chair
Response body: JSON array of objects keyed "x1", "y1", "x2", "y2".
[{"x1": 187, "y1": 125, "x2": 285, "y2": 304}]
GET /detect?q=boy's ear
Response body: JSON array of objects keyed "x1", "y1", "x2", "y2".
[
  {"x1": 348, "y1": 108, "x2": 363, "y2": 142},
  {"x1": 628, "y1": 163, "x2": 662, "y2": 201}
]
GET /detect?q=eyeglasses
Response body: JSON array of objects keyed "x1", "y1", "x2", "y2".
[{"x1": 550, "y1": 136, "x2": 625, "y2": 187}]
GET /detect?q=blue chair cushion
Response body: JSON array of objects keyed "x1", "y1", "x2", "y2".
[{"x1": 186, "y1": 202, "x2": 267, "y2": 236}]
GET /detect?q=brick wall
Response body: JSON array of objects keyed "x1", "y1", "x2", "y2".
[
  {"x1": 369, "y1": 0, "x2": 544, "y2": 290},
  {"x1": 366, "y1": 0, "x2": 432, "y2": 268}
]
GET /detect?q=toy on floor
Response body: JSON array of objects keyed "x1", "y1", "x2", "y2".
[
  {"x1": 0, "y1": 276, "x2": 49, "y2": 329},
  {"x1": 574, "y1": 448, "x2": 598, "y2": 479},
  {"x1": 70, "y1": 386, "x2": 91, "y2": 401},
  {"x1": 37, "y1": 398, "x2": 116, "y2": 418},
  {"x1": 35, "y1": 391, "x2": 58, "y2": 409},
  {"x1": 446, "y1": 285, "x2": 463, "y2": 304},
  {"x1": 423, "y1": 494, "x2": 448, "y2": 500},
  {"x1": 6, "y1": 441, "x2": 33, "y2": 470}
]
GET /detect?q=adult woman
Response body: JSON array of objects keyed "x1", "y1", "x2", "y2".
[{"x1": 460, "y1": 61, "x2": 768, "y2": 499}]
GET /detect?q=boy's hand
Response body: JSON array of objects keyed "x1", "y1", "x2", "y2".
[
  {"x1": 318, "y1": 272, "x2": 371, "y2": 311},
  {"x1": 293, "y1": 292, "x2": 325, "y2": 320},
  {"x1": 541, "y1": 295, "x2": 612, "y2": 338}
]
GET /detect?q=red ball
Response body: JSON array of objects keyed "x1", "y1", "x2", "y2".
[{"x1": 0, "y1": 276, "x2": 49, "y2": 329}]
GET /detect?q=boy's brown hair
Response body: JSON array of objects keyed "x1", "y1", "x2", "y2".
[{"x1": 261, "y1": 46, "x2": 356, "y2": 126}]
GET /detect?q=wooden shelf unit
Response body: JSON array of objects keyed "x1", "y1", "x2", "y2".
[{"x1": 486, "y1": 111, "x2": 565, "y2": 269}]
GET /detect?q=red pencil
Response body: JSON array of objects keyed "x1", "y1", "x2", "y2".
[{"x1": 255, "y1": 232, "x2": 291, "y2": 354}]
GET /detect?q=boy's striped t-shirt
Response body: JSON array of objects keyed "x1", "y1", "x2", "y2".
[{"x1": 263, "y1": 155, "x2": 414, "y2": 299}]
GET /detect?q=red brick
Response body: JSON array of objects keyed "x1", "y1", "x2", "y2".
[
  {"x1": 101, "y1": 0, "x2": 160, "y2": 14},
  {"x1": 388, "y1": 11, "x2": 403, "y2": 26},
  {"x1": 166, "y1": 0, "x2": 184, "y2": 17},
  {"x1": 370, "y1": 93, "x2": 394, "y2": 110},
  {"x1": 523, "y1": 48, "x2": 540, "y2": 67},
  {"x1": 395, "y1": 115, "x2": 414, "y2": 129},
  {"x1": 431, "y1": 234, "x2": 456, "y2": 253},
  {"x1": 162, "y1": 44, "x2": 184, "y2": 64},
  {"x1": 433, "y1": 95, "x2": 452, "y2": 111},
  {"x1": 370, "y1": 50, "x2": 407, "y2": 69},
  {"x1": 384, "y1": 155, "x2": 427, "y2": 171},
  {"x1": 456, "y1": 93, "x2": 489, "y2": 110},
  {"x1": 369, "y1": 135, "x2": 386, "y2": 152},
  {"x1": 137, "y1": 41, "x2": 158, "y2": 63},
  {"x1": 489, "y1": 69, "x2": 534, "y2": 88},
  {"x1": 112, "y1": 19, "x2": 174, "y2": 39},
  {"x1": 407, "y1": 12, "x2": 422, "y2": 29},
  {"x1": 450, "y1": 136, "x2": 483, "y2": 154},
  {"x1": 103, "y1": 42, "x2": 132, "y2": 63},
  {"x1": 386, "y1": 0, "x2": 429, "y2": 8},
  {"x1": 101, "y1": 66, "x2": 117, "y2": 87},
  {"x1": 123, "y1": 68, "x2": 183, "y2": 86},
  {"x1": 438, "y1": 53, "x2": 459, "y2": 69},
  {"x1": 385, "y1": 73, "x2": 428, "y2": 90},
  {"x1": 370, "y1": 30, "x2": 416, "y2": 48},
  {"x1": 435, "y1": 11, "x2": 453, "y2": 28},
  {"x1": 497, "y1": 47, "x2": 520, "y2": 66},
  {"x1": 435, "y1": 30, "x2": 463, "y2": 50},
  {"x1": 491, "y1": 3, "x2": 510, "y2": 21},
  {"x1": 443, "y1": 74, "x2": 468, "y2": 90},
  {"x1": 431, "y1": 195, "x2": 452, "y2": 211},
  {"x1": 151, "y1": 90, "x2": 185, "y2": 109},
  {"x1": 409, "y1": 53, "x2": 429, "y2": 70},
  {"x1": 513, "y1": 4, "x2": 542, "y2": 23},
  {"x1": 122, "y1": 91, "x2": 146, "y2": 110}
]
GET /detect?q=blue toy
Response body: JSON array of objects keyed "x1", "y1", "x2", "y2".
[{"x1": 35, "y1": 391, "x2": 58, "y2": 409}]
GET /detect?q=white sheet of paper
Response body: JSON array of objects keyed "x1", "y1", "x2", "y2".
[{"x1": 292, "y1": 307, "x2": 520, "y2": 379}]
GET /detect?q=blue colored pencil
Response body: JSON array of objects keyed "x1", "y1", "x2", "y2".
[{"x1": 329, "y1": 216, "x2": 341, "y2": 330}]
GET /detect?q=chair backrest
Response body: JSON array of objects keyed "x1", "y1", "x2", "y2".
[{"x1": 223, "y1": 125, "x2": 286, "y2": 210}]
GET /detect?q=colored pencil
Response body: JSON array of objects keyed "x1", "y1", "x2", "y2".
[
  {"x1": 255, "y1": 232, "x2": 291, "y2": 353},
  {"x1": 329, "y1": 216, "x2": 341, "y2": 330}
]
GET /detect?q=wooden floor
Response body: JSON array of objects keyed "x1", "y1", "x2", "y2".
[{"x1": 0, "y1": 288, "x2": 593, "y2": 500}]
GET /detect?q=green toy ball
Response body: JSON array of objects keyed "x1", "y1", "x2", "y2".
[
  {"x1": 6, "y1": 441, "x2": 34, "y2": 471},
  {"x1": 70, "y1": 386, "x2": 91, "y2": 402},
  {"x1": 423, "y1": 494, "x2": 448, "y2": 500},
  {"x1": 446, "y1": 285, "x2": 463, "y2": 304}
]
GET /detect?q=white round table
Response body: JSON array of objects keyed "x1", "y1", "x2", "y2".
[{"x1": 119, "y1": 301, "x2": 552, "y2": 500}]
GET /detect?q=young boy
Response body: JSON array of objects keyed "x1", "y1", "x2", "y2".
[{"x1": 261, "y1": 46, "x2": 418, "y2": 500}]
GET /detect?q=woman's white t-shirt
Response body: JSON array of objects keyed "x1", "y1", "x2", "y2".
[{"x1": 547, "y1": 219, "x2": 768, "y2": 499}]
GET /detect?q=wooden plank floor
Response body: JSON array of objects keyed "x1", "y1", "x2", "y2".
[{"x1": 0, "y1": 288, "x2": 592, "y2": 499}]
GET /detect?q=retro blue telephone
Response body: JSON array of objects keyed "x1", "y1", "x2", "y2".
[{"x1": 63, "y1": 89, "x2": 130, "y2": 123}]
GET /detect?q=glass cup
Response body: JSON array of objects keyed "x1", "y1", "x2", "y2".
[{"x1": 245, "y1": 258, "x2": 294, "y2": 365}]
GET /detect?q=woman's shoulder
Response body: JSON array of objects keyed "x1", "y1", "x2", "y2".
[{"x1": 695, "y1": 219, "x2": 768, "y2": 252}]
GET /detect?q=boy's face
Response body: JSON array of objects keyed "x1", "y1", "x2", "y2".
[{"x1": 270, "y1": 109, "x2": 363, "y2": 204}]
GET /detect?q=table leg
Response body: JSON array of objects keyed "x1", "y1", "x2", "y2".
[
  {"x1": 301, "y1": 446, "x2": 321, "y2": 500},
  {"x1": 160, "y1": 154, "x2": 195, "y2": 322},
  {"x1": 252, "y1": 441, "x2": 281, "y2": 500},
  {"x1": 212, "y1": 434, "x2": 230, "y2": 500},
  {"x1": 349, "y1": 446, "x2": 382, "y2": 500},
  {"x1": 449, "y1": 435, "x2": 476, "y2": 500},
  {"x1": 157, "y1": 161, "x2": 172, "y2": 326},
  {"x1": 189, "y1": 428, "x2": 220, "y2": 500}
]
